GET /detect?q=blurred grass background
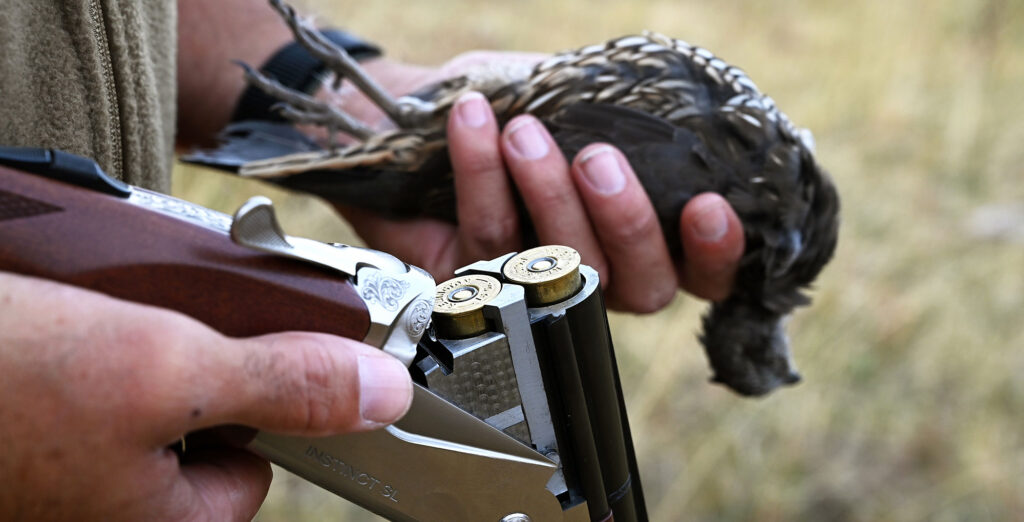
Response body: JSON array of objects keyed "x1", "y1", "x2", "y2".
[{"x1": 174, "y1": 0, "x2": 1024, "y2": 519}]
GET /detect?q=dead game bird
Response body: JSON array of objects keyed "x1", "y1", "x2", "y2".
[{"x1": 186, "y1": 0, "x2": 841, "y2": 397}]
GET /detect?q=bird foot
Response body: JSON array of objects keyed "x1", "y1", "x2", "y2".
[
  {"x1": 255, "y1": 0, "x2": 434, "y2": 134},
  {"x1": 235, "y1": 60, "x2": 373, "y2": 147}
]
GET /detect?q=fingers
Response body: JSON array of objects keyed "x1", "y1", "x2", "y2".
[
  {"x1": 177, "y1": 448, "x2": 272, "y2": 522},
  {"x1": 500, "y1": 118, "x2": 679, "y2": 312},
  {"x1": 447, "y1": 103, "x2": 741, "y2": 312},
  {"x1": 570, "y1": 145, "x2": 678, "y2": 312},
  {"x1": 188, "y1": 332, "x2": 412, "y2": 436},
  {"x1": 678, "y1": 193, "x2": 745, "y2": 301},
  {"x1": 449, "y1": 92, "x2": 521, "y2": 262},
  {"x1": 501, "y1": 115, "x2": 607, "y2": 277}
]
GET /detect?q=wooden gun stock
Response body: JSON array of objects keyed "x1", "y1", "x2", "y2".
[{"x1": 0, "y1": 164, "x2": 370, "y2": 340}]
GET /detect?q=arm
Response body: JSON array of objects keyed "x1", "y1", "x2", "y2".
[
  {"x1": 176, "y1": 0, "x2": 294, "y2": 146},
  {"x1": 176, "y1": 0, "x2": 430, "y2": 147}
]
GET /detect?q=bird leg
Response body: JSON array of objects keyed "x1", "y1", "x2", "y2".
[
  {"x1": 236, "y1": 61, "x2": 374, "y2": 146},
  {"x1": 267, "y1": 0, "x2": 437, "y2": 128}
]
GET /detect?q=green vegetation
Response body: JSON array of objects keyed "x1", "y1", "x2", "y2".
[{"x1": 175, "y1": 0, "x2": 1024, "y2": 519}]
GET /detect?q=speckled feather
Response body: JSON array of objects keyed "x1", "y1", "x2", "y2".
[{"x1": 188, "y1": 32, "x2": 840, "y2": 397}]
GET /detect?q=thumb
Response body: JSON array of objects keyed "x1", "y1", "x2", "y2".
[{"x1": 189, "y1": 332, "x2": 413, "y2": 436}]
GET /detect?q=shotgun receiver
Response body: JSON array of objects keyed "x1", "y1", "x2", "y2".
[{"x1": 0, "y1": 147, "x2": 646, "y2": 521}]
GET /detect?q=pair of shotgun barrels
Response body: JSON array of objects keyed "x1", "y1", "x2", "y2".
[{"x1": 0, "y1": 147, "x2": 647, "y2": 521}]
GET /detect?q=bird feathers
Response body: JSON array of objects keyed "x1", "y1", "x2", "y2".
[{"x1": 184, "y1": 29, "x2": 840, "y2": 397}]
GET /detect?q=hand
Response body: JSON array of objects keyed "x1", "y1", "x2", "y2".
[
  {"x1": 339, "y1": 89, "x2": 745, "y2": 312},
  {"x1": 0, "y1": 272, "x2": 412, "y2": 521}
]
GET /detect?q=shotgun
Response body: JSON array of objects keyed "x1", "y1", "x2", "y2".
[{"x1": 0, "y1": 147, "x2": 646, "y2": 521}]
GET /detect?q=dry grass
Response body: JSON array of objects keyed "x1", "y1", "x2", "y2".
[{"x1": 174, "y1": 0, "x2": 1024, "y2": 519}]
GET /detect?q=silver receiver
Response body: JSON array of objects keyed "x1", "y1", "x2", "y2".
[
  {"x1": 226, "y1": 197, "x2": 590, "y2": 521},
  {"x1": 229, "y1": 196, "x2": 434, "y2": 365}
]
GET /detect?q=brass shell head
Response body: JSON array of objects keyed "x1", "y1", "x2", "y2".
[
  {"x1": 501, "y1": 245, "x2": 582, "y2": 306},
  {"x1": 432, "y1": 274, "x2": 502, "y2": 338}
]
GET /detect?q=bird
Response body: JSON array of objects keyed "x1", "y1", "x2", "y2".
[{"x1": 186, "y1": 0, "x2": 841, "y2": 397}]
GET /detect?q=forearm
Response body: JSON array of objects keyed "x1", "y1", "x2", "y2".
[
  {"x1": 176, "y1": 0, "x2": 296, "y2": 146},
  {"x1": 176, "y1": 0, "x2": 432, "y2": 147}
]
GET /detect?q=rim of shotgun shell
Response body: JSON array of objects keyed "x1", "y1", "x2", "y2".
[
  {"x1": 501, "y1": 245, "x2": 582, "y2": 306},
  {"x1": 432, "y1": 274, "x2": 502, "y2": 338}
]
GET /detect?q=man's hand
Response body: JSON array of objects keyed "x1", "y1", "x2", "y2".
[
  {"x1": 339, "y1": 88, "x2": 745, "y2": 312},
  {"x1": 0, "y1": 272, "x2": 412, "y2": 521}
]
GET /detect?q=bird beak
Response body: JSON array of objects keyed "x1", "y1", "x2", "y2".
[
  {"x1": 785, "y1": 371, "x2": 802, "y2": 385},
  {"x1": 769, "y1": 230, "x2": 803, "y2": 277}
]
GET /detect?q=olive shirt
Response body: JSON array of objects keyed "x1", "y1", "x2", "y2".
[{"x1": 0, "y1": 1, "x2": 177, "y2": 193}]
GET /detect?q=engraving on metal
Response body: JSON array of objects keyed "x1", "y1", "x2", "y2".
[
  {"x1": 0, "y1": 189, "x2": 63, "y2": 222},
  {"x1": 230, "y1": 196, "x2": 409, "y2": 278},
  {"x1": 360, "y1": 271, "x2": 410, "y2": 312},
  {"x1": 356, "y1": 265, "x2": 436, "y2": 366},
  {"x1": 129, "y1": 188, "x2": 232, "y2": 233},
  {"x1": 405, "y1": 299, "x2": 433, "y2": 338},
  {"x1": 304, "y1": 445, "x2": 400, "y2": 503},
  {"x1": 247, "y1": 385, "x2": 570, "y2": 521},
  {"x1": 227, "y1": 197, "x2": 436, "y2": 366}
]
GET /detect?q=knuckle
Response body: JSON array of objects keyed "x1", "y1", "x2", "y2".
[
  {"x1": 616, "y1": 283, "x2": 676, "y2": 314},
  {"x1": 465, "y1": 214, "x2": 519, "y2": 254},
  {"x1": 294, "y1": 337, "x2": 341, "y2": 433},
  {"x1": 602, "y1": 204, "x2": 662, "y2": 248},
  {"x1": 682, "y1": 264, "x2": 734, "y2": 302},
  {"x1": 526, "y1": 187, "x2": 576, "y2": 213},
  {"x1": 605, "y1": 258, "x2": 677, "y2": 313},
  {"x1": 454, "y1": 150, "x2": 501, "y2": 176},
  {"x1": 264, "y1": 334, "x2": 344, "y2": 433}
]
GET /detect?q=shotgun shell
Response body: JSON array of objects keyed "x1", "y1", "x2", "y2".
[
  {"x1": 432, "y1": 274, "x2": 502, "y2": 338},
  {"x1": 501, "y1": 245, "x2": 582, "y2": 306}
]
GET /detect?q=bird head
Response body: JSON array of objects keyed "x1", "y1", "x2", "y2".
[
  {"x1": 700, "y1": 103, "x2": 840, "y2": 312},
  {"x1": 701, "y1": 298, "x2": 802, "y2": 397},
  {"x1": 695, "y1": 106, "x2": 839, "y2": 396}
]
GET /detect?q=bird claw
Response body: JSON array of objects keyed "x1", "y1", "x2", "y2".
[
  {"x1": 235, "y1": 62, "x2": 373, "y2": 144},
  {"x1": 263, "y1": 0, "x2": 434, "y2": 130}
]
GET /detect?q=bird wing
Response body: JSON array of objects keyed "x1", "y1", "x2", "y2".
[
  {"x1": 182, "y1": 121, "x2": 322, "y2": 171},
  {"x1": 543, "y1": 103, "x2": 728, "y2": 254}
]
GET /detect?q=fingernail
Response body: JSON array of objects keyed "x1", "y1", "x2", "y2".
[
  {"x1": 454, "y1": 92, "x2": 489, "y2": 128},
  {"x1": 579, "y1": 146, "x2": 626, "y2": 195},
  {"x1": 693, "y1": 203, "x2": 729, "y2": 242},
  {"x1": 358, "y1": 355, "x2": 412, "y2": 425},
  {"x1": 506, "y1": 118, "x2": 550, "y2": 160}
]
